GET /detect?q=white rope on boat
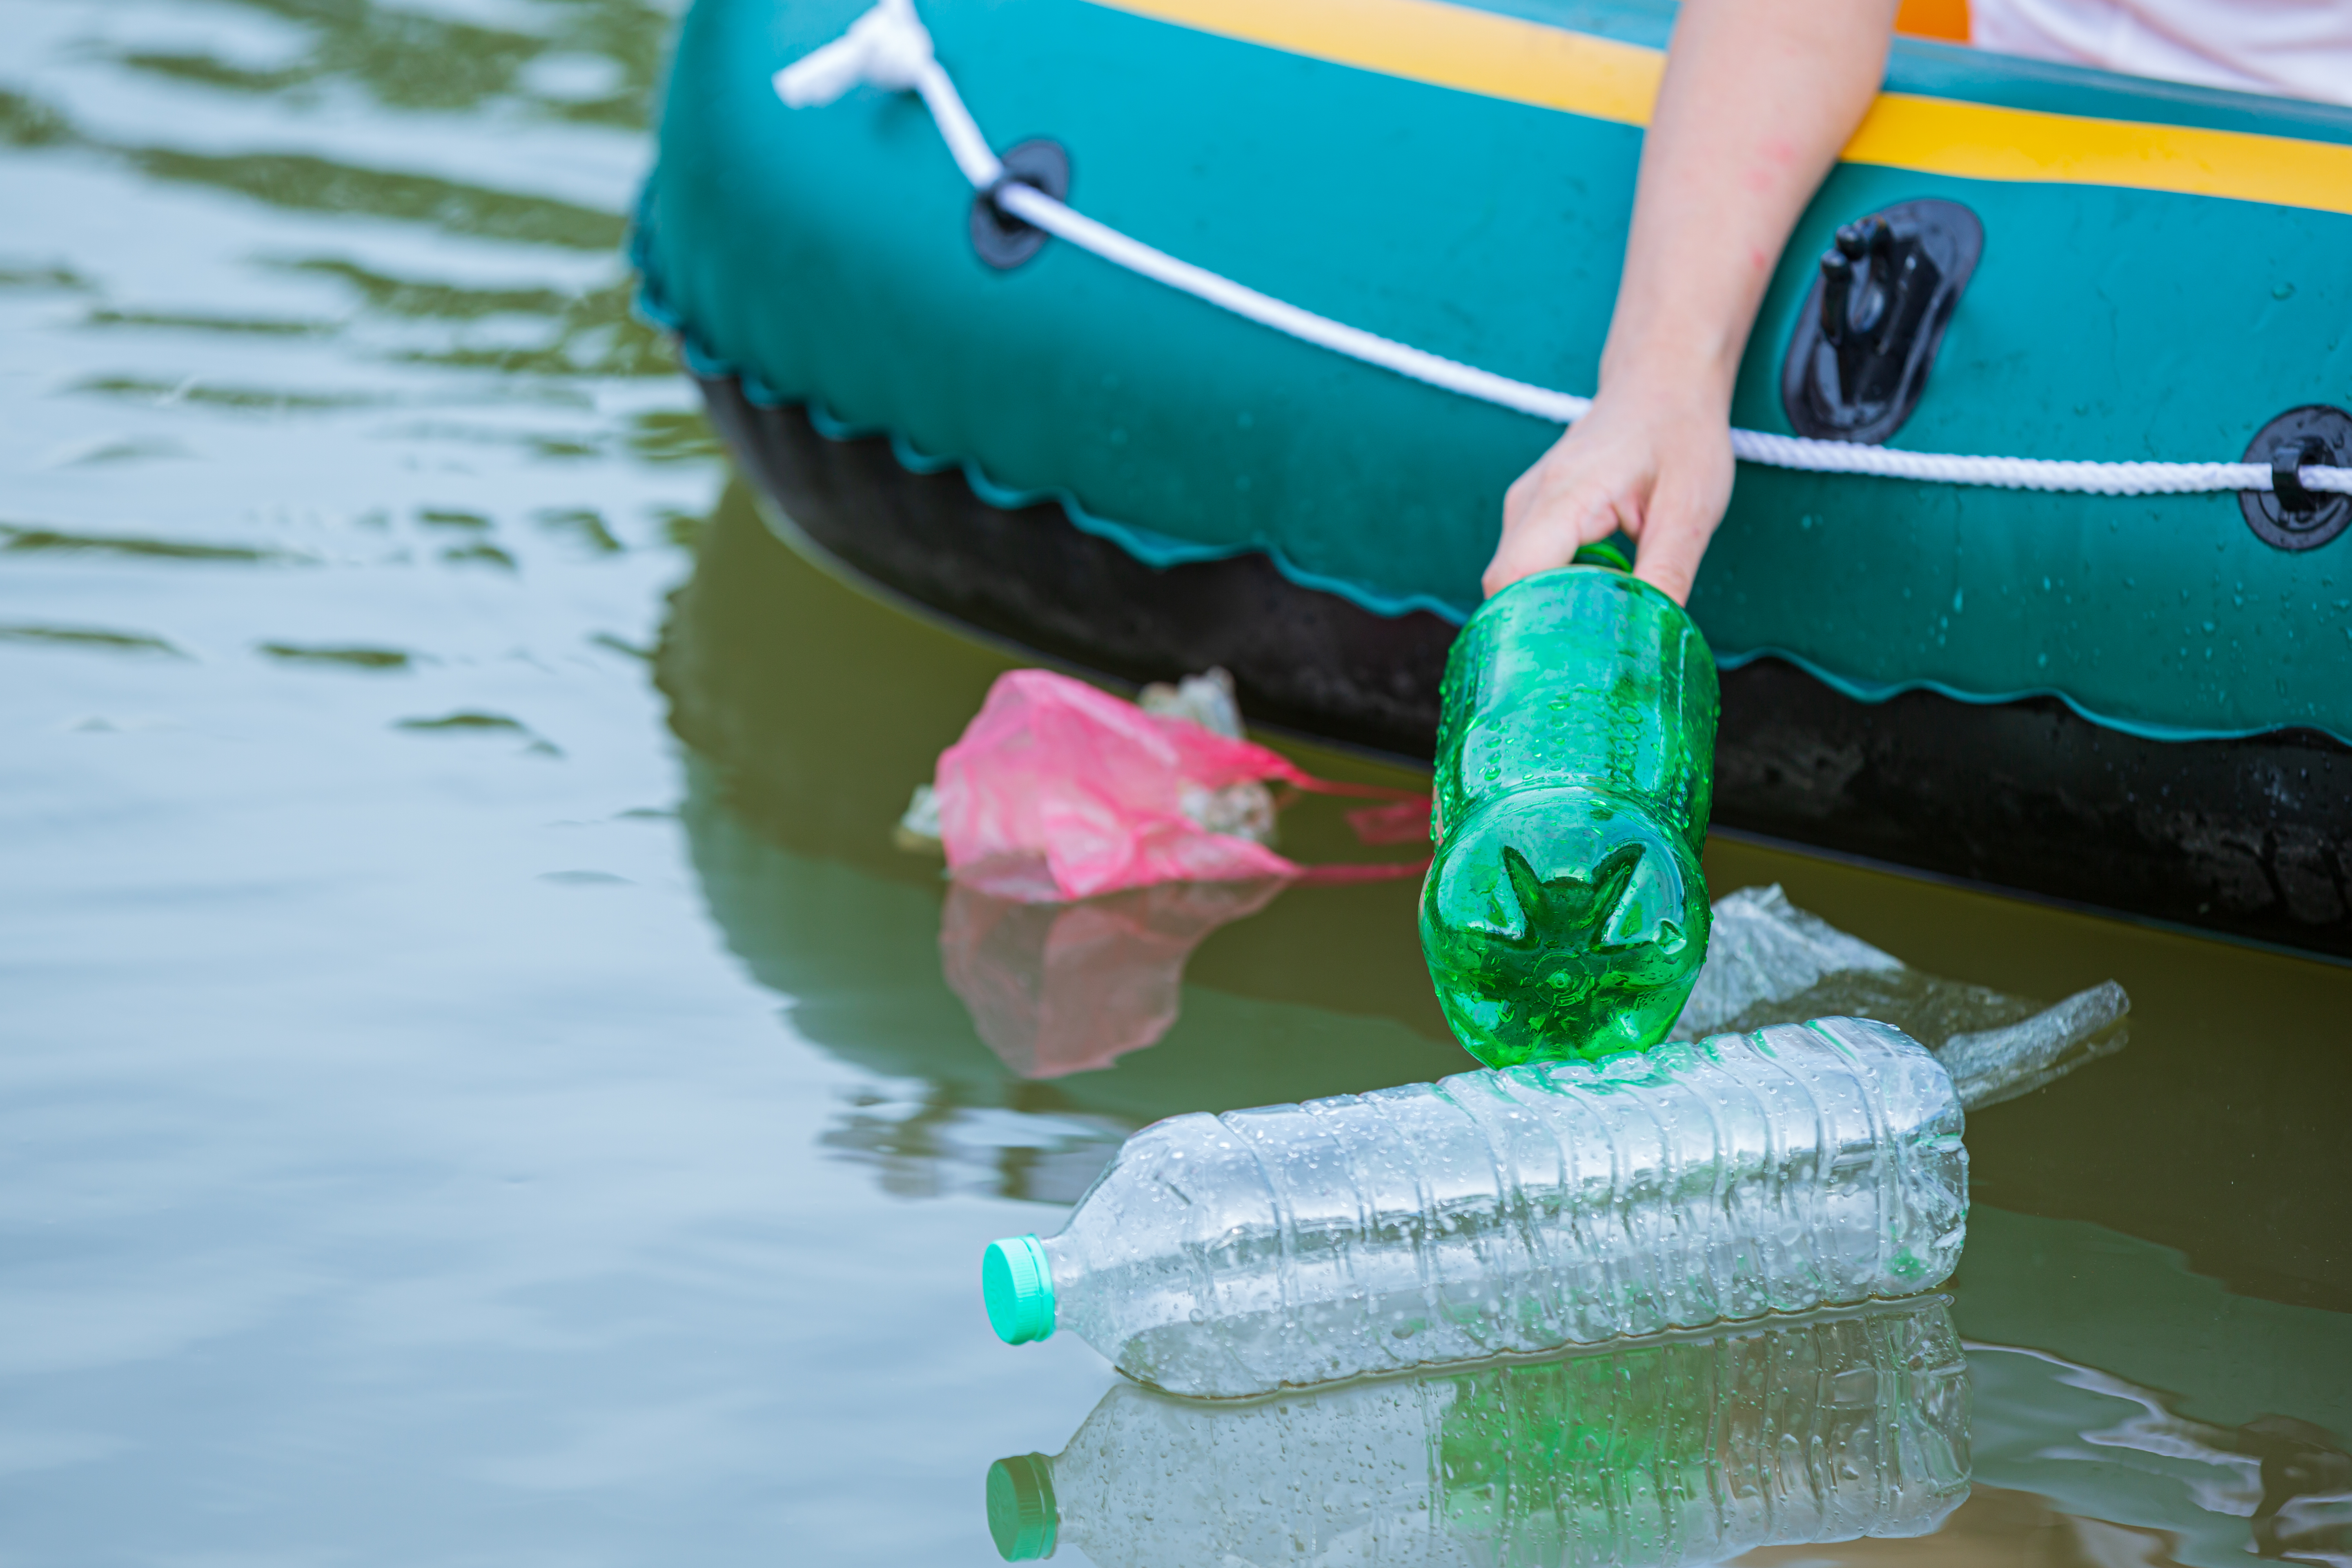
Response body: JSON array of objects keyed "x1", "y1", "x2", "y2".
[{"x1": 773, "y1": 0, "x2": 2352, "y2": 500}]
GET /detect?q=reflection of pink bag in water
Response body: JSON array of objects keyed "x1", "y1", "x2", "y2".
[
  {"x1": 941, "y1": 877, "x2": 1287, "y2": 1078},
  {"x1": 934, "y1": 669, "x2": 1425, "y2": 902}
]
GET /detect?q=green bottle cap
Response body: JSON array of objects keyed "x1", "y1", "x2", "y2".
[
  {"x1": 985, "y1": 1452, "x2": 1059, "y2": 1560},
  {"x1": 981, "y1": 1234, "x2": 1056, "y2": 1345}
]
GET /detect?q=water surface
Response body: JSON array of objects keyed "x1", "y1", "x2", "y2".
[{"x1": 3, "y1": 3, "x2": 2347, "y2": 1565}]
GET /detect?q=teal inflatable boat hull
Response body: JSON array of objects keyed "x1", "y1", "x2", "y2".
[{"x1": 635, "y1": 0, "x2": 2352, "y2": 954}]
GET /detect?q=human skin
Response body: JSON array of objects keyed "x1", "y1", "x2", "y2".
[{"x1": 1483, "y1": 0, "x2": 1902, "y2": 605}]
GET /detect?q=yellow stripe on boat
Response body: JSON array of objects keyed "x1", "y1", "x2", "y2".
[
  {"x1": 1094, "y1": 0, "x2": 1667, "y2": 126},
  {"x1": 1850, "y1": 96, "x2": 2352, "y2": 214},
  {"x1": 1088, "y1": 0, "x2": 2352, "y2": 217}
]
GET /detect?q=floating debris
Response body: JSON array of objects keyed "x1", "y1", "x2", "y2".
[
  {"x1": 0, "y1": 624, "x2": 186, "y2": 657},
  {"x1": 256, "y1": 642, "x2": 410, "y2": 670},
  {"x1": 439, "y1": 542, "x2": 515, "y2": 570},
  {"x1": 1678, "y1": 884, "x2": 2129, "y2": 1110},
  {"x1": 0, "y1": 522, "x2": 297, "y2": 562},
  {"x1": 394, "y1": 711, "x2": 526, "y2": 733}
]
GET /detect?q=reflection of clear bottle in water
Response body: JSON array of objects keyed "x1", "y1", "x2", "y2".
[
  {"x1": 1422, "y1": 556, "x2": 1719, "y2": 1067},
  {"x1": 984, "y1": 1298, "x2": 1971, "y2": 1564},
  {"x1": 980, "y1": 1018, "x2": 1966, "y2": 1399}
]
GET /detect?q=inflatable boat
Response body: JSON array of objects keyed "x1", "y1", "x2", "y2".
[{"x1": 634, "y1": 0, "x2": 2352, "y2": 957}]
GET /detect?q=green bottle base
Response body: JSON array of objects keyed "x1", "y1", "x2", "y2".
[{"x1": 1420, "y1": 786, "x2": 1709, "y2": 1067}]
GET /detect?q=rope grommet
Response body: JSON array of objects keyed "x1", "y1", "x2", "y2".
[
  {"x1": 2273, "y1": 438, "x2": 2325, "y2": 512},
  {"x1": 2241, "y1": 406, "x2": 2352, "y2": 552},
  {"x1": 972, "y1": 138, "x2": 1069, "y2": 271}
]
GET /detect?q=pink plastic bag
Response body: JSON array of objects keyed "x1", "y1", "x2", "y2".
[{"x1": 933, "y1": 669, "x2": 1424, "y2": 902}]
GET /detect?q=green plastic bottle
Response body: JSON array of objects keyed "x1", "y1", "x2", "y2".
[{"x1": 1421, "y1": 547, "x2": 1719, "y2": 1066}]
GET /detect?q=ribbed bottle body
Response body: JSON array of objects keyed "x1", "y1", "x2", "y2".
[
  {"x1": 1038, "y1": 1299, "x2": 1970, "y2": 1568},
  {"x1": 1043, "y1": 1019, "x2": 1965, "y2": 1399},
  {"x1": 1434, "y1": 567, "x2": 1717, "y2": 840},
  {"x1": 1422, "y1": 566, "x2": 1720, "y2": 1066}
]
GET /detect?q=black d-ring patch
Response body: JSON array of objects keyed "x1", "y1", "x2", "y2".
[
  {"x1": 2240, "y1": 405, "x2": 2352, "y2": 552},
  {"x1": 971, "y1": 139, "x2": 1070, "y2": 271}
]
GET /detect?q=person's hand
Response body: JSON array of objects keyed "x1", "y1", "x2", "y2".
[
  {"x1": 1478, "y1": 0, "x2": 1896, "y2": 605},
  {"x1": 1482, "y1": 380, "x2": 1734, "y2": 606}
]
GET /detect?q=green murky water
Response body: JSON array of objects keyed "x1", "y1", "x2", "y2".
[{"x1": 3, "y1": 3, "x2": 2347, "y2": 1564}]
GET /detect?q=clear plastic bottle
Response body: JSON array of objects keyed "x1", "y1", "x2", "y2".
[
  {"x1": 983, "y1": 1297, "x2": 1970, "y2": 1564},
  {"x1": 980, "y1": 1018, "x2": 1966, "y2": 1399},
  {"x1": 1421, "y1": 555, "x2": 1719, "y2": 1067}
]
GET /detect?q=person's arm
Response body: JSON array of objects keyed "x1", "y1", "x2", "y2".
[{"x1": 1484, "y1": 0, "x2": 1900, "y2": 604}]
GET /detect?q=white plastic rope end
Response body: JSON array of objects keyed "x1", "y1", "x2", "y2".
[
  {"x1": 774, "y1": 0, "x2": 935, "y2": 109},
  {"x1": 773, "y1": 45, "x2": 864, "y2": 109}
]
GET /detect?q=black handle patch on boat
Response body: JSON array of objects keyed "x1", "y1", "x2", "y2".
[
  {"x1": 2240, "y1": 405, "x2": 2352, "y2": 552},
  {"x1": 1780, "y1": 199, "x2": 1984, "y2": 445},
  {"x1": 972, "y1": 139, "x2": 1070, "y2": 271}
]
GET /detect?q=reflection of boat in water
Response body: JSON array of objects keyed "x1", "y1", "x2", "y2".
[
  {"x1": 662, "y1": 482, "x2": 1471, "y2": 1200},
  {"x1": 1950, "y1": 1204, "x2": 2352, "y2": 1568},
  {"x1": 988, "y1": 1299, "x2": 1973, "y2": 1565},
  {"x1": 675, "y1": 748, "x2": 1459, "y2": 1198},
  {"x1": 1963, "y1": 1339, "x2": 2352, "y2": 1568},
  {"x1": 1761, "y1": 1333, "x2": 2352, "y2": 1568},
  {"x1": 659, "y1": 483, "x2": 1445, "y2": 1033}
]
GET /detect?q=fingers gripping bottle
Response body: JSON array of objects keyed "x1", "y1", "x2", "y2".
[
  {"x1": 983, "y1": 1298, "x2": 1971, "y2": 1564},
  {"x1": 1423, "y1": 554, "x2": 1719, "y2": 1066},
  {"x1": 980, "y1": 1018, "x2": 1967, "y2": 1399}
]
